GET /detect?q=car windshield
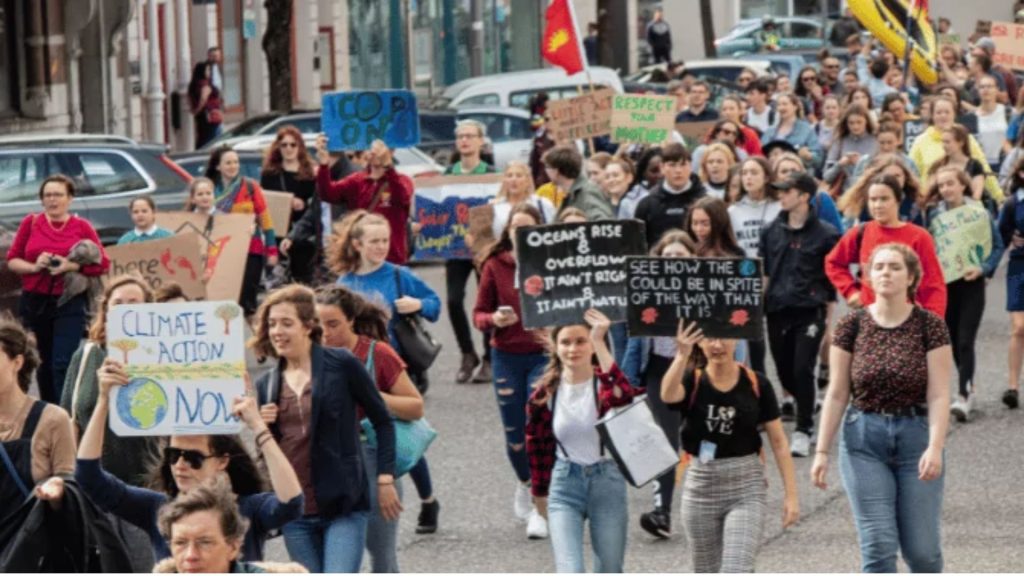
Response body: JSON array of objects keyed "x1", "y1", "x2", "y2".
[{"x1": 208, "y1": 115, "x2": 281, "y2": 147}]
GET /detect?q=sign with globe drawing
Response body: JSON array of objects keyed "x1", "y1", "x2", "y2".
[{"x1": 107, "y1": 301, "x2": 247, "y2": 436}]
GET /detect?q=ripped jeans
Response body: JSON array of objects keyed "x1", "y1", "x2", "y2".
[{"x1": 491, "y1": 349, "x2": 548, "y2": 482}]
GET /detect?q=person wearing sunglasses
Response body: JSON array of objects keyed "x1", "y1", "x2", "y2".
[
  {"x1": 794, "y1": 65, "x2": 827, "y2": 123},
  {"x1": 261, "y1": 125, "x2": 321, "y2": 285},
  {"x1": 75, "y1": 356, "x2": 304, "y2": 564}
]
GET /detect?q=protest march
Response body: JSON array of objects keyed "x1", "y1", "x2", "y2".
[{"x1": 4, "y1": 0, "x2": 1024, "y2": 573}]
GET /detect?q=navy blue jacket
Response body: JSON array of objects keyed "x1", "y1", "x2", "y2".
[{"x1": 256, "y1": 344, "x2": 395, "y2": 519}]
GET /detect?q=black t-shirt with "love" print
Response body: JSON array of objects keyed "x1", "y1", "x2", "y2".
[{"x1": 668, "y1": 368, "x2": 780, "y2": 459}]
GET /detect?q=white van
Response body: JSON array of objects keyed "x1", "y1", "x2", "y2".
[{"x1": 443, "y1": 67, "x2": 624, "y2": 111}]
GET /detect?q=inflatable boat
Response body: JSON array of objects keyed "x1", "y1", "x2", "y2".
[{"x1": 848, "y1": 0, "x2": 939, "y2": 85}]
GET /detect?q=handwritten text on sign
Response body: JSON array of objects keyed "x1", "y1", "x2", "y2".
[
  {"x1": 515, "y1": 221, "x2": 647, "y2": 328},
  {"x1": 991, "y1": 21, "x2": 1024, "y2": 72},
  {"x1": 626, "y1": 257, "x2": 764, "y2": 340},
  {"x1": 108, "y1": 301, "x2": 246, "y2": 437},
  {"x1": 104, "y1": 233, "x2": 206, "y2": 301},
  {"x1": 321, "y1": 90, "x2": 420, "y2": 150},
  {"x1": 610, "y1": 94, "x2": 677, "y2": 145},
  {"x1": 412, "y1": 174, "x2": 503, "y2": 260},
  {"x1": 929, "y1": 203, "x2": 993, "y2": 283},
  {"x1": 546, "y1": 89, "x2": 614, "y2": 142}
]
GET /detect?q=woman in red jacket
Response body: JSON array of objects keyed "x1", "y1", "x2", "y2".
[
  {"x1": 473, "y1": 202, "x2": 548, "y2": 540},
  {"x1": 6, "y1": 175, "x2": 109, "y2": 403},
  {"x1": 825, "y1": 174, "x2": 947, "y2": 316}
]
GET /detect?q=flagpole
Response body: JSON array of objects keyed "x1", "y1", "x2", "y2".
[
  {"x1": 564, "y1": 0, "x2": 598, "y2": 154},
  {"x1": 901, "y1": 1, "x2": 920, "y2": 90}
]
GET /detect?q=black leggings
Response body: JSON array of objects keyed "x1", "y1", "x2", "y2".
[
  {"x1": 445, "y1": 259, "x2": 490, "y2": 358},
  {"x1": 747, "y1": 335, "x2": 767, "y2": 374},
  {"x1": 767, "y1": 308, "x2": 826, "y2": 435},
  {"x1": 945, "y1": 277, "x2": 986, "y2": 397},
  {"x1": 644, "y1": 354, "x2": 680, "y2": 512},
  {"x1": 240, "y1": 254, "x2": 264, "y2": 316}
]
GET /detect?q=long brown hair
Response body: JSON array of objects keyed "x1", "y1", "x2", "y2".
[
  {"x1": 650, "y1": 229, "x2": 696, "y2": 256},
  {"x1": 261, "y1": 125, "x2": 316, "y2": 180},
  {"x1": 684, "y1": 196, "x2": 744, "y2": 257},
  {"x1": 0, "y1": 319, "x2": 40, "y2": 393},
  {"x1": 482, "y1": 203, "x2": 543, "y2": 264},
  {"x1": 530, "y1": 324, "x2": 596, "y2": 406},
  {"x1": 928, "y1": 124, "x2": 972, "y2": 178},
  {"x1": 736, "y1": 157, "x2": 777, "y2": 201},
  {"x1": 314, "y1": 284, "x2": 390, "y2": 341},
  {"x1": 88, "y1": 275, "x2": 154, "y2": 344},
  {"x1": 326, "y1": 210, "x2": 391, "y2": 274},
  {"x1": 248, "y1": 284, "x2": 323, "y2": 359},
  {"x1": 837, "y1": 154, "x2": 920, "y2": 218},
  {"x1": 923, "y1": 165, "x2": 972, "y2": 207}
]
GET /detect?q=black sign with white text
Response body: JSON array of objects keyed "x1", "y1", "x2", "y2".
[
  {"x1": 515, "y1": 221, "x2": 647, "y2": 329},
  {"x1": 626, "y1": 257, "x2": 764, "y2": 340}
]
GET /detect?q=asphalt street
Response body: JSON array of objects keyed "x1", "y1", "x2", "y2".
[{"x1": 256, "y1": 262, "x2": 1024, "y2": 572}]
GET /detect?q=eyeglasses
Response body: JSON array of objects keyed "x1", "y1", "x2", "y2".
[
  {"x1": 165, "y1": 447, "x2": 215, "y2": 470},
  {"x1": 279, "y1": 142, "x2": 298, "y2": 149},
  {"x1": 42, "y1": 192, "x2": 68, "y2": 199}
]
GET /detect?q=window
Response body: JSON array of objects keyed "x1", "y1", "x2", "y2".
[
  {"x1": 460, "y1": 93, "x2": 501, "y2": 108},
  {"x1": 70, "y1": 153, "x2": 148, "y2": 196},
  {"x1": 219, "y1": 0, "x2": 245, "y2": 111},
  {"x1": 692, "y1": 67, "x2": 743, "y2": 83},
  {"x1": 461, "y1": 113, "x2": 532, "y2": 143},
  {"x1": 290, "y1": 116, "x2": 321, "y2": 134},
  {"x1": 789, "y1": 22, "x2": 821, "y2": 39},
  {"x1": 0, "y1": 0, "x2": 15, "y2": 115},
  {"x1": 0, "y1": 153, "x2": 56, "y2": 202}
]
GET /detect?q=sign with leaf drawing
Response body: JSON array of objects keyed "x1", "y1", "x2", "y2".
[
  {"x1": 107, "y1": 301, "x2": 247, "y2": 436},
  {"x1": 156, "y1": 212, "x2": 254, "y2": 301},
  {"x1": 103, "y1": 233, "x2": 206, "y2": 300}
]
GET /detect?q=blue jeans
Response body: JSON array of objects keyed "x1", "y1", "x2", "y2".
[
  {"x1": 839, "y1": 407, "x2": 944, "y2": 573},
  {"x1": 408, "y1": 457, "x2": 433, "y2": 500},
  {"x1": 609, "y1": 323, "x2": 628, "y2": 368},
  {"x1": 363, "y1": 441, "x2": 403, "y2": 573},
  {"x1": 19, "y1": 292, "x2": 87, "y2": 404},
  {"x1": 547, "y1": 459, "x2": 628, "y2": 573},
  {"x1": 491, "y1": 349, "x2": 547, "y2": 483},
  {"x1": 282, "y1": 511, "x2": 370, "y2": 573}
]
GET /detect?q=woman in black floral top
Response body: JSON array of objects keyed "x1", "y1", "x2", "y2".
[{"x1": 812, "y1": 242, "x2": 953, "y2": 573}]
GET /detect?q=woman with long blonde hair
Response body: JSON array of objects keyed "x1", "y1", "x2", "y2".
[
  {"x1": 698, "y1": 142, "x2": 739, "y2": 201},
  {"x1": 489, "y1": 161, "x2": 556, "y2": 238}
]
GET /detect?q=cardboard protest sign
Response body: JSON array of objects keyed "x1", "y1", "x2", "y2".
[
  {"x1": 411, "y1": 174, "x2": 503, "y2": 260},
  {"x1": 104, "y1": 233, "x2": 206, "y2": 300},
  {"x1": 938, "y1": 33, "x2": 961, "y2": 47},
  {"x1": 610, "y1": 94, "x2": 677, "y2": 144},
  {"x1": 546, "y1": 89, "x2": 614, "y2": 142},
  {"x1": 467, "y1": 204, "x2": 496, "y2": 257},
  {"x1": 515, "y1": 221, "x2": 647, "y2": 328},
  {"x1": 626, "y1": 257, "x2": 764, "y2": 340},
  {"x1": 321, "y1": 90, "x2": 420, "y2": 150},
  {"x1": 904, "y1": 119, "x2": 927, "y2": 154},
  {"x1": 261, "y1": 190, "x2": 295, "y2": 238},
  {"x1": 107, "y1": 301, "x2": 246, "y2": 436},
  {"x1": 929, "y1": 203, "x2": 993, "y2": 283},
  {"x1": 157, "y1": 212, "x2": 254, "y2": 302},
  {"x1": 991, "y1": 21, "x2": 1024, "y2": 71},
  {"x1": 674, "y1": 120, "x2": 717, "y2": 141}
]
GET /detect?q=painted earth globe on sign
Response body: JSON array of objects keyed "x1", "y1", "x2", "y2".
[{"x1": 116, "y1": 377, "x2": 169, "y2": 431}]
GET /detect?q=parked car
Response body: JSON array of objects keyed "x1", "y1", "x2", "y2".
[
  {"x1": 715, "y1": 17, "x2": 829, "y2": 56},
  {"x1": 440, "y1": 67, "x2": 624, "y2": 110},
  {"x1": 200, "y1": 109, "x2": 321, "y2": 151},
  {"x1": 624, "y1": 59, "x2": 774, "y2": 86},
  {"x1": 169, "y1": 150, "x2": 266, "y2": 181},
  {"x1": 0, "y1": 135, "x2": 192, "y2": 245}
]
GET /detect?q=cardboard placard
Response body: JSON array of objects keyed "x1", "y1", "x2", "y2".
[
  {"x1": 991, "y1": 21, "x2": 1024, "y2": 71},
  {"x1": 411, "y1": 174, "x2": 503, "y2": 260},
  {"x1": 546, "y1": 89, "x2": 615, "y2": 142},
  {"x1": 938, "y1": 33, "x2": 961, "y2": 47},
  {"x1": 929, "y1": 203, "x2": 993, "y2": 283},
  {"x1": 674, "y1": 120, "x2": 717, "y2": 141},
  {"x1": 104, "y1": 233, "x2": 207, "y2": 301},
  {"x1": 262, "y1": 190, "x2": 295, "y2": 238},
  {"x1": 157, "y1": 212, "x2": 254, "y2": 302},
  {"x1": 515, "y1": 221, "x2": 647, "y2": 328},
  {"x1": 610, "y1": 94, "x2": 677, "y2": 144},
  {"x1": 903, "y1": 119, "x2": 928, "y2": 154},
  {"x1": 107, "y1": 301, "x2": 246, "y2": 436},
  {"x1": 321, "y1": 90, "x2": 421, "y2": 150},
  {"x1": 625, "y1": 257, "x2": 764, "y2": 340},
  {"x1": 467, "y1": 204, "x2": 496, "y2": 257}
]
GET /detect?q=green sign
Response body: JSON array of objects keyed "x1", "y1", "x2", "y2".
[
  {"x1": 610, "y1": 94, "x2": 677, "y2": 145},
  {"x1": 929, "y1": 204, "x2": 993, "y2": 283}
]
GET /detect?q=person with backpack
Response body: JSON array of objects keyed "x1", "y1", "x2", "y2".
[
  {"x1": 660, "y1": 322, "x2": 799, "y2": 572},
  {"x1": 812, "y1": 243, "x2": 953, "y2": 573},
  {"x1": 760, "y1": 172, "x2": 841, "y2": 457},
  {"x1": 525, "y1": 308, "x2": 640, "y2": 572},
  {"x1": 261, "y1": 126, "x2": 320, "y2": 285},
  {"x1": 252, "y1": 285, "x2": 398, "y2": 573}
]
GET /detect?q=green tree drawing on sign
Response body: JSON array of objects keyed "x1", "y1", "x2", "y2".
[
  {"x1": 110, "y1": 339, "x2": 139, "y2": 363},
  {"x1": 215, "y1": 304, "x2": 241, "y2": 335}
]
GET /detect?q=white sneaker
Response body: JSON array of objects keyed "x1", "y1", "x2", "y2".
[
  {"x1": 526, "y1": 508, "x2": 549, "y2": 540},
  {"x1": 790, "y1": 431, "x2": 811, "y2": 458},
  {"x1": 514, "y1": 481, "x2": 532, "y2": 520},
  {"x1": 951, "y1": 395, "x2": 972, "y2": 423}
]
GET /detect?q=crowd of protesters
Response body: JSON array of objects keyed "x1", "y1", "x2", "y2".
[{"x1": 5, "y1": 18, "x2": 1024, "y2": 574}]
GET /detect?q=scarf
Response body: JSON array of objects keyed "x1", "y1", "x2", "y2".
[{"x1": 215, "y1": 175, "x2": 245, "y2": 214}]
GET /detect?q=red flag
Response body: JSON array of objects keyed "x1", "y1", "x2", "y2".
[
  {"x1": 542, "y1": 0, "x2": 586, "y2": 75},
  {"x1": 912, "y1": 0, "x2": 928, "y2": 18}
]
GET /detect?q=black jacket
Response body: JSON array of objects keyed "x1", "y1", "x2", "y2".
[
  {"x1": 758, "y1": 209, "x2": 840, "y2": 313},
  {"x1": 0, "y1": 479, "x2": 133, "y2": 572},
  {"x1": 633, "y1": 174, "x2": 707, "y2": 247},
  {"x1": 256, "y1": 344, "x2": 395, "y2": 519}
]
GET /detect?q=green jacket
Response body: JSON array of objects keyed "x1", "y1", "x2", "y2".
[
  {"x1": 559, "y1": 176, "x2": 615, "y2": 221},
  {"x1": 60, "y1": 343, "x2": 162, "y2": 486}
]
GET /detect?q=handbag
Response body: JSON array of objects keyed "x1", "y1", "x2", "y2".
[
  {"x1": 391, "y1": 268, "x2": 441, "y2": 373},
  {"x1": 358, "y1": 340, "x2": 437, "y2": 476},
  {"x1": 595, "y1": 396, "x2": 679, "y2": 488},
  {"x1": 69, "y1": 342, "x2": 96, "y2": 436}
]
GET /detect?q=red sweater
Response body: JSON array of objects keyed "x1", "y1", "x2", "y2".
[
  {"x1": 473, "y1": 251, "x2": 544, "y2": 354},
  {"x1": 824, "y1": 220, "x2": 947, "y2": 316},
  {"x1": 7, "y1": 213, "x2": 110, "y2": 295},
  {"x1": 317, "y1": 164, "x2": 413, "y2": 264}
]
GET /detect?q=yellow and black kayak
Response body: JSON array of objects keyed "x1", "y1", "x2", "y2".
[{"x1": 848, "y1": 0, "x2": 939, "y2": 85}]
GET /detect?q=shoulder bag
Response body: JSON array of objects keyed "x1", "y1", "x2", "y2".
[
  {"x1": 595, "y1": 388, "x2": 678, "y2": 488},
  {"x1": 391, "y1": 268, "x2": 442, "y2": 373}
]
